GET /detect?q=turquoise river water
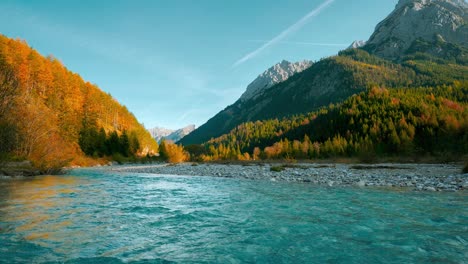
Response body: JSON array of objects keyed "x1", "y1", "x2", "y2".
[{"x1": 0, "y1": 168, "x2": 467, "y2": 263}]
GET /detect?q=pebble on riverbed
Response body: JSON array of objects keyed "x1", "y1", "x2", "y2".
[{"x1": 112, "y1": 163, "x2": 467, "y2": 192}]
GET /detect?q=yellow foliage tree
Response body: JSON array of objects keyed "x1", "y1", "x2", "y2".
[{"x1": 160, "y1": 140, "x2": 188, "y2": 163}]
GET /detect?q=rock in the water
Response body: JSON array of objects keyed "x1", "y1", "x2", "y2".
[{"x1": 357, "y1": 180, "x2": 366, "y2": 187}]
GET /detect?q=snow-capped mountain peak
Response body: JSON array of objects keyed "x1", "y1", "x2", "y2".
[
  {"x1": 148, "y1": 125, "x2": 196, "y2": 143},
  {"x1": 348, "y1": 40, "x2": 367, "y2": 49},
  {"x1": 148, "y1": 127, "x2": 174, "y2": 142},
  {"x1": 240, "y1": 60, "x2": 313, "y2": 102}
]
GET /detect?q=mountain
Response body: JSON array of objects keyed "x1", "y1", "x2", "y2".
[
  {"x1": 149, "y1": 125, "x2": 196, "y2": 143},
  {"x1": 365, "y1": 0, "x2": 468, "y2": 61},
  {"x1": 0, "y1": 34, "x2": 158, "y2": 171},
  {"x1": 180, "y1": 48, "x2": 467, "y2": 146},
  {"x1": 149, "y1": 127, "x2": 174, "y2": 142},
  {"x1": 169, "y1": 125, "x2": 196, "y2": 142},
  {"x1": 179, "y1": 60, "x2": 312, "y2": 145},
  {"x1": 240, "y1": 60, "x2": 312, "y2": 102},
  {"x1": 348, "y1": 40, "x2": 367, "y2": 49},
  {"x1": 179, "y1": 0, "x2": 468, "y2": 147},
  {"x1": 179, "y1": 53, "x2": 393, "y2": 145}
]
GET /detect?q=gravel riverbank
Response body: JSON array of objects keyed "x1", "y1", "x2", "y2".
[{"x1": 112, "y1": 163, "x2": 467, "y2": 192}]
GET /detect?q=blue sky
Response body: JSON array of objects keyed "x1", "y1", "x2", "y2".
[{"x1": 0, "y1": 0, "x2": 398, "y2": 130}]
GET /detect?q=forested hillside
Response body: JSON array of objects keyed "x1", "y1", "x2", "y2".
[
  {"x1": 192, "y1": 83, "x2": 467, "y2": 161},
  {"x1": 180, "y1": 48, "x2": 468, "y2": 146},
  {"x1": 180, "y1": 0, "x2": 468, "y2": 147},
  {"x1": 0, "y1": 35, "x2": 158, "y2": 172}
]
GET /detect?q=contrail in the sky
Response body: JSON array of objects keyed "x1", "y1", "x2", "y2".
[
  {"x1": 247, "y1": 40, "x2": 348, "y2": 47},
  {"x1": 233, "y1": 0, "x2": 335, "y2": 68}
]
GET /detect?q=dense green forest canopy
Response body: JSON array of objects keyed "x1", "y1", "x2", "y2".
[{"x1": 190, "y1": 82, "x2": 467, "y2": 161}]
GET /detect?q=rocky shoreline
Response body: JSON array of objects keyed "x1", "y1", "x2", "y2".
[
  {"x1": 112, "y1": 163, "x2": 468, "y2": 192},
  {"x1": 0, "y1": 161, "x2": 41, "y2": 177}
]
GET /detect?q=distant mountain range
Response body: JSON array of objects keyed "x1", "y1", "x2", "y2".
[
  {"x1": 179, "y1": 0, "x2": 468, "y2": 146},
  {"x1": 149, "y1": 125, "x2": 196, "y2": 143}
]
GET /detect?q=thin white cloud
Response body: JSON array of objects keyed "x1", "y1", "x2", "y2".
[
  {"x1": 247, "y1": 40, "x2": 347, "y2": 47},
  {"x1": 178, "y1": 109, "x2": 197, "y2": 122},
  {"x1": 233, "y1": 0, "x2": 335, "y2": 67}
]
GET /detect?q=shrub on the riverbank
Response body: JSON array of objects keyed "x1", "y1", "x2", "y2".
[
  {"x1": 270, "y1": 166, "x2": 285, "y2": 172},
  {"x1": 463, "y1": 162, "x2": 468, "y2": 173},
  {"x1": 112, "y1": 153, "x2": 126, "y2": 165},
  {"x1": 159, "y1": 140, "x2": 189, "y2": 163},
  {"x1": 0, "y1": 122, "x2": 18, "y2": 164}
]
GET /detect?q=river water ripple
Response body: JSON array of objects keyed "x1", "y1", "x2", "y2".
[{"x1": 0, "y1": 168, "x2": 467, "y2": 263}]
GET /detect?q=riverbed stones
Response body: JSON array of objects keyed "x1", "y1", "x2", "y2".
[{"x1": 113, "y1": 163, "x2": 467, "y2": 192}]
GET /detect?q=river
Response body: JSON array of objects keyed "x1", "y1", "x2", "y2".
[{"x1": 0, "y1": 167, "x2": 467, "y2": 263}]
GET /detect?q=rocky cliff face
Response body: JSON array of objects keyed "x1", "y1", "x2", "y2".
[
  {"x1": 168, "y1": 125, "x2": 196, "y2": 143},
  {"x1": 148, "y1": 127, "x2": 174, "y2": 142},
  {"x1": 366, "y1": 0, "x2": 467, "y2": 59},
  {"x1": 348, "y1": 40, "x2": 367, "y2": 49},
  {"x1": 240, "y1": 60, "x2": 312, "y2": 102}
]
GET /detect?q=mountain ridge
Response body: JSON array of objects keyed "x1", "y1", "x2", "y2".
[
  {"x1": 365, "y1": 0, "x2": 468, "y2": 60},
  {"x1": 348, "y1": 40, "x2": 367, "y2": 49},
  {"x1": 179, "y1": 0, "x2": 468, "y2": 146},
  {"x1": 149, "y1": 125, "x2": 195, "y2": 143},
  {"x1": 149, "y1": 127, "x2": 174, "y2": 142},
  {"x1": 240, "y1": 60, "x2": 312, "y2": 102}
]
